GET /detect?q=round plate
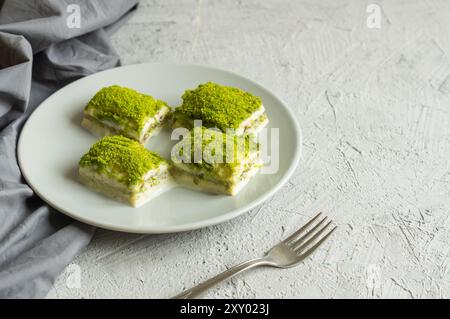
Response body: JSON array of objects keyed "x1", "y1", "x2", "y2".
[{"x1": 18, "y1": 63, "x2": 302, "y2": 233}]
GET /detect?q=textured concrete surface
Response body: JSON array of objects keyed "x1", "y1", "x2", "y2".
[{"x1": 47, "y1": 0, "x2": 450, "y2": 298}]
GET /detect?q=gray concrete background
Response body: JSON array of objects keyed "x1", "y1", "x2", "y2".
[{"x1": 47, "y1": 0, "x2": 450, "y2": 298}]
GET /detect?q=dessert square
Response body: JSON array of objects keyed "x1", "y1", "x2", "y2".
[
  {"x1": 173, "y1": 82, "x2": 268, "y2": 135},
  {"x1": 171, "y1": 127, "x2": 262, "y2": 195},
  {"x1": 79, "y1": 135, "x2": 170, "y2": 207},
  {"x1": 82, "y1": 85, "x2": 171, "y2": 144}
]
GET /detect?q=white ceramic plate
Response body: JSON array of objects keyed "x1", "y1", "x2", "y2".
[{"x1": 18, "y1": 63, "x2": 302, "y2": 233}]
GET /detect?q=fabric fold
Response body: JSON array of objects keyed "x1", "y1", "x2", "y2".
[{"x1": 0, "y1": 0, "x2": 139, "y2": 298}]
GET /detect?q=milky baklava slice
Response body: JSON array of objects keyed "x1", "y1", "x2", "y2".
[
  {"x1": 173, "y1": 82, "x2": 268, "y2": 135},
  {"x1": 79, "y1": 135, "x2": 170, "y2": 207},
  {"x1": 82, "y1": 85, "x2": 171, "y2": 144},
  {"x1": 171, "y1": 127, "x2": 262, "y2": 195}
]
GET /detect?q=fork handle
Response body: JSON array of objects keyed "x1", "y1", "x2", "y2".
[{"x1": 172, "y1": 256, "x2": 272, "y2": 299}]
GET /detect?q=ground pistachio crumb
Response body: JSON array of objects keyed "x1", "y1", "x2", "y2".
[
  {"x1": 175, "y1": 82, "x2": 262, "y2": 131},
  {"x1": 79, "y1": 135, "x2": 165, "y2": 187}
]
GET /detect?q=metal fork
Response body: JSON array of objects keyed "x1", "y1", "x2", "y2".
[{"x1": 172, "y1": 212, "x2": 336, "y2": 299}]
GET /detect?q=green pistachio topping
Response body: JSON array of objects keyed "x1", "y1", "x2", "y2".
[
  {"x1": 79, "y1": 135, "x2": 166, "y2": 187},
  {"x1": 175, "y1": 82, "x2": 262, "y2": 131},
  {"x1": 173, "y1": 127, "x2": 259, "y2": 180},
  {"x1": 85, "y1": 85, "x2": 168, "y2": 133}
]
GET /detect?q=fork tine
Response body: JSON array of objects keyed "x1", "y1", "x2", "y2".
[
  {"x1": 294, "y1": 223, "x2": 336, "y2": 254},
  {"x1": 286, "y1": 215, "x2": 328, "y2": 247},
  {"x1": 296, "y1": 226, "x2": 337, "y2": 262},
  {"x1": 283, "y1": 212, "x2": 323, "y2": 244},
  {"x1": 292, "y1": 220, "x2": 332, "y2": 251}
]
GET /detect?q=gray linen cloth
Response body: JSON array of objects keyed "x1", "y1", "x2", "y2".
[{"x1": 0, "y1": 0, "x2": 139, "y2": 298}]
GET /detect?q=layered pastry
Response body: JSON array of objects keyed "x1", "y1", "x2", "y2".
[
  {"x1": 82, "y1": 85, "x2": 171, "y2": 144},
  {"x1": 173, "y1": 82, "x2": 268, "y2": 135},
  {"x1": 79, "y1": 135, "x2": 170, "y2": 207},
  {"x1": 171, "y1": 127, "x2": 262, "y2": 195}
]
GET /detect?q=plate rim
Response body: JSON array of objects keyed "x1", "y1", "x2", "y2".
[{"x1": 18, "y1": 62, "x2": 302, "y2": 234}]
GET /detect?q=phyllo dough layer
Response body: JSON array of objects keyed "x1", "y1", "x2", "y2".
[{"x1": 79, "y1": 135, "x2": 170, "y2": 207}]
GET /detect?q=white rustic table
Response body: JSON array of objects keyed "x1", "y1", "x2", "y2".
[{"x1": 47, "y1": 0, "x2": 450, "y2": 298}]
